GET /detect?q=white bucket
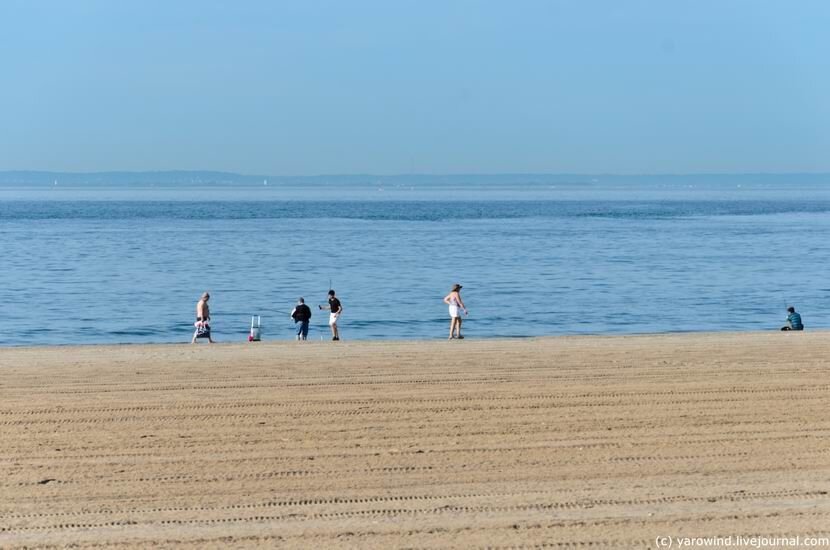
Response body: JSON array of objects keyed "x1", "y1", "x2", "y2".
[{"x1": 250, "y1": 316, "x2": 262, "y2": 341}]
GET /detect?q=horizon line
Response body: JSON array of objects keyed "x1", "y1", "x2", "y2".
[{"x1": 3, "y1": 169, "x2": 830, "y2": 178}]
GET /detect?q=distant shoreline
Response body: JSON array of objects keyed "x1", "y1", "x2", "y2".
[{"x1": 3, "y1": 170, "x2": 830, "y2": 187}]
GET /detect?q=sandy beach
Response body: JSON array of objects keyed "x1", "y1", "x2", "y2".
[{"x1": 2, "y1": 332, "x2": 830, "y2": 548}]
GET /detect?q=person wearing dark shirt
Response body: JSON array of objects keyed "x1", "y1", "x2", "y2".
[
  {"x1": 291, "y1": 297, "x2": 312, "y2": 341},
  {"x1": 781, "y1": 306, "x2": 804, "y2": 331},
  {"x1": 319, "y1": 289, "x2": 343, "y2": 341}
]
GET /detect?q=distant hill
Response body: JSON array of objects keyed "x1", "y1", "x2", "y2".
[{"x1": 1, "y1": 170, "x2": 829, "y2": 187}]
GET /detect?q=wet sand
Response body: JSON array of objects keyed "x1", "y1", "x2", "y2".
[{"x1": 2, "y1": 332, "x2": 830, "y2": 548}]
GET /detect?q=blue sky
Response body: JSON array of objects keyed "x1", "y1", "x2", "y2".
[{"x1": 1, "y1": 0, "x2": 828, "y2": 174}]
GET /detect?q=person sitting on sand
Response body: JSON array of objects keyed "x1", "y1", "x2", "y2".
[
  {"x1": 191, "y1": 292, "x2": 214, "y2": 343},
  {"x1": 443, "y1": 283, "x2": 468, "y2": 340},
  {"x1": 319, "y1": 290, "x2": 342, "y2": 341},
  {"x1": 781, "y1": 306, "x2": 804, "y2": 331},
  {"x1": 291, "y1": 297, "x2": 312, "y2": 341}
]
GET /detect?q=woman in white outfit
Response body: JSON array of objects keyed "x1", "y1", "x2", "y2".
[{"x1": 443, "y1": 283, "x2": 468, "y2": 339}]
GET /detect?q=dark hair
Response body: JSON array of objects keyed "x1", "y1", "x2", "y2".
[
  {"x1": 298, "y1": 297, "x2": 304, "y2": 303},
  {"x1": 787, "y1": 306, "x2": 795, "y2": 313},
  {"x1": 328, "y1": 290, "x2": 336, "y2": 296}
]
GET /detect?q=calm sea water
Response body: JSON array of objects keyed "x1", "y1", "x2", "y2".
[{"x1": 2, "y1": 182, "x2": 829, "y2": 345}]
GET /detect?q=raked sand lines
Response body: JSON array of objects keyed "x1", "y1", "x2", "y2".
[{"x1": 2, "y1": 333, "x2": 830, "y2": 548}]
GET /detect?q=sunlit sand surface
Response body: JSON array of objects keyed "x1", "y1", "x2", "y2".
[{"x1": 2, "y1": 333, "x2": 830, "y2": 548}]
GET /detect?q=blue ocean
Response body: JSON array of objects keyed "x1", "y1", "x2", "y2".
[{"x1": 2, "y1": 179, "x2": 829, "y2": 345}]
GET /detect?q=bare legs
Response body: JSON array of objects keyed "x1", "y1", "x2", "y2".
[
  {"x1": 448, "y1": 317, "x2": 463, "y2": 339},
  {"x1": 191, "y1": 331, "x2": 213, "y2": 343},
  {"x1": 192, "y1": 324, "x2": 214, "y2": 344}
]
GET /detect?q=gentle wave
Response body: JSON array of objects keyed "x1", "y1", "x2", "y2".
[
  {"x1": 2, "y1": 198, "x2": 830, "y2": 346},
  {"x1": 2, "y1": 200, "x2": 830, "y2": 221}
]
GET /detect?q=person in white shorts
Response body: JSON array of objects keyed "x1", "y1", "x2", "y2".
[
  {"x1": 319, "y1": 289, "x2": 343, "y2": 341},
  {"x1": 443, "y1": 283, "x2": 468, "y2": 339}
]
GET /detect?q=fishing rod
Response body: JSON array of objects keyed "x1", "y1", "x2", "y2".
[{"x1": 319, "y1": 277, "x2": 333, "y2": 310}]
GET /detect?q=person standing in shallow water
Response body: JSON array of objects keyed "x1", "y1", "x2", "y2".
[
  {"x1": 191, "y1": 292, "x2": 214, "y2": 344},
  {"x1": 443, "y1": 283, "x2": 468, "y2": 339},
  {"x1": 319, "y1": 289, "x2": 342, "y2": 341}
]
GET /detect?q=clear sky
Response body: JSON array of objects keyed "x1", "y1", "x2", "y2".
[{"x1": 1, "y1": 0, "x2": 828, "y2": 174}]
